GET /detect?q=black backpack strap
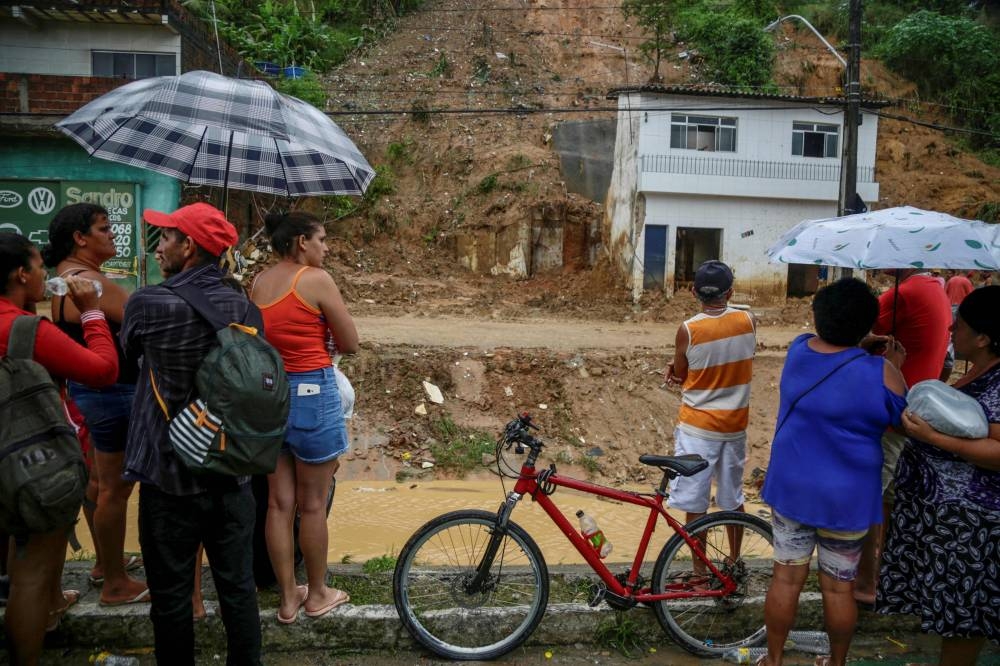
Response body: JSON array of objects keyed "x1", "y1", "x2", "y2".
[
  {"x1": 166, "y1": 283, "x2": 231, "y2": 331},
  {"x1": 7, "y1": 315, "x2": 41, "y2": 360}
]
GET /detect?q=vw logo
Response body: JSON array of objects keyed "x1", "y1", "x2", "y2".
[{"x1": 27, "y1": 187, "x2": 57, "y2": 215}]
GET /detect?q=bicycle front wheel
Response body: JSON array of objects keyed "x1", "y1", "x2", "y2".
[
  {"x1": 651, "y1": 511, "x2": 773, "y2": 657},
  {"x1": 393, "y1": 509, "x2": 549, "y2": 661}
]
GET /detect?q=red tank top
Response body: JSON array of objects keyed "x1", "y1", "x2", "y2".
[{"x1": 257, "y1": 266, "x2": 331, "y2": 372}]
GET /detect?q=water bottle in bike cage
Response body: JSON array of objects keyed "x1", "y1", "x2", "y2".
[{"x1": 576, "y1": 510, "x2": 612, "y2": 558}]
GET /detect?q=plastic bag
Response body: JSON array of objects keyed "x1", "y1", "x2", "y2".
[
  {"x1": 333, "y1": 365, "x2": 355, "y2": 420},
  {"x1": 907, "y1": 380, "x2": 988, "y2": 439}
]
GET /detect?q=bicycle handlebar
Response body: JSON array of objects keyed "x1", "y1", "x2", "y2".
[{"x1": 500, "y1": 412, "x2": 543, "y2": 454}]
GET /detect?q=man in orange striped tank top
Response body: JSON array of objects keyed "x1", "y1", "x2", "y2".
[{"x1": 664, "y1": 260, "x2": 757, "y2": 529}]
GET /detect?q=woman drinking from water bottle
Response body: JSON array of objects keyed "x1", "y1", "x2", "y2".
[{"x1": 0, "y1": 231, "x2": 118, "y2": 665}]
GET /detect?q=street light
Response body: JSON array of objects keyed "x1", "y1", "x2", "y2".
[
  {"x1": 589, "y1": 41, "x2": 633, "y2": 138},
  {"x1": 763, "y1": 15, "x2": 846, "y2": 68},
  {"x1": 764, "y1": 6, "x2": 864, "y2": 218}
]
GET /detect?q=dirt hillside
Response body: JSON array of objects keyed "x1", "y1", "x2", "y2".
[{"x1": 265, "y1": 1, "x2": 999, "y2": 489}]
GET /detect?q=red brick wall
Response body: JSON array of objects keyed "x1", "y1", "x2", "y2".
[{"x1": 0, "y1": 73, "x2": 122, "y2": 114}]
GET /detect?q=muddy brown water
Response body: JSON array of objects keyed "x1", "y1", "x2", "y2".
[{"x1": 74, "y1": 478, "x2": 771, "y2": 566}]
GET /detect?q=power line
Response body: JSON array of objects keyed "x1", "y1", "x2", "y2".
[
  {"x1": 321, "y1": 103, "x2": 859, "y2": 117},
  {"x1": 396, "y1": 24, "x2": 648, "y2": 41},
  {"x1": 874, "y1": 110, "x2": 1000, "y2": 140},
  {"x1": 409, "y1": 4, "x2": 627, "y2": 11}
]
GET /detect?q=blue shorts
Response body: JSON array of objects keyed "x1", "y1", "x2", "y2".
[
  {"x1": 285, "y1": 367, "x2": 349, "y2": 464},
  {"x1": 67, "y1": 382, "x2": 135, "y2": 454}
]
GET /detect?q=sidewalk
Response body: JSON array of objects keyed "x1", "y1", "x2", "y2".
[{"x1": 2, "y1": 562, "x2": 930, "y2": 657}]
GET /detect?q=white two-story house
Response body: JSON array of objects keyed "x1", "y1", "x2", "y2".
[{"x1": 605, "y1": 85, "x2": 886, "y2": 303}]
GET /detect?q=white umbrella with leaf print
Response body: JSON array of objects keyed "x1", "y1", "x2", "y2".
[
  {"x1": 766, "y1": 206, "x2": 1000, "y2": 333},
  {"x1": 766, "y1": 206, "x2": 1000, "y2": 271}
]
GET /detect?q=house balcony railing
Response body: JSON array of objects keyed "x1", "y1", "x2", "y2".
[{"x1": 640, "y1": 154, "x2": 875, "y2": 183}]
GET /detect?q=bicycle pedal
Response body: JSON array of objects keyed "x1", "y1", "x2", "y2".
[{"x1": 587, "y1": 583, "x2": 605, "y2": 608}]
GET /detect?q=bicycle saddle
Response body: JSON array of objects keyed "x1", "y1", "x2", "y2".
[{"x1": 638, "y1": 454, "x2": 709, "y2": 477}]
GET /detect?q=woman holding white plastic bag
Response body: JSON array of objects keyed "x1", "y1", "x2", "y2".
[
  {"x1": 251, "y1": 212, "x2": 358, "y2": 624},
  {"x1": 879, "y1": 286, "x2": 1000, "y2": 666}
]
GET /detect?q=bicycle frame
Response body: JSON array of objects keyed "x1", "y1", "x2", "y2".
[{"x1": 485, "y1": 459, "x2": 737, "y2": 604}]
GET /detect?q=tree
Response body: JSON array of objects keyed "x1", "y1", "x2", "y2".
[
  {"x1": 677, "y1": 8, "x2": 775, "y2": 89},
  {"x1": 621, "y1": 0, "x2": 677, "y2": 81}
]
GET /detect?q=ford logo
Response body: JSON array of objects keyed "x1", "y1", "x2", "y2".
[{"x1": 0, "y1": 190, "x2": 23, "y2": 208}]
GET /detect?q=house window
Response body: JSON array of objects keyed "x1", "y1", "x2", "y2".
[
  {"x1": 669, "y1": 114, "x2": 737, "y2": 152},
  {"x1": 92, "y1": 52, "x2": 176, "y2": 79},
  {"x1": 792, "y1": 122, "x2": 839, "y2": 158}
]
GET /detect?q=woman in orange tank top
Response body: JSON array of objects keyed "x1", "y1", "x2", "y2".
[{"x1": 251, "y1": 212, "x2": 358, "y2": 623}]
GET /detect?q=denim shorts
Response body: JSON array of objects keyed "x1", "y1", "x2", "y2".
[
  {"x1": 285, "y1": 366, "x2": 349, "y2": 464},
  {"x1": 67, "y1": 382, "x2": 135, "y2": 454}
]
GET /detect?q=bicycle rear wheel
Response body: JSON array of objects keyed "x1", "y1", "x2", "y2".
[
  {"x1": 393, "y1": 509, "x2": 549, "y2": 661},
  {"x1": 651, "y1": 511, "x2": 773, "y2": 657}
]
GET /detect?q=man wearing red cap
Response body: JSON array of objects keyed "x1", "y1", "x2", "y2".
[{"x1": 121, "y1": 203, "x2": 262, "y2": 665}]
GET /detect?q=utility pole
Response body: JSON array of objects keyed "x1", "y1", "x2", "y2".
[{"x1": 838, "y1": 0, "x2": 863, "y2": 216}]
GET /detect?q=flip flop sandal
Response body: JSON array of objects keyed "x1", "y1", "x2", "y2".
[
  {"x1": 46, "y1": 589, "x2": 80, "y2": 632},
  {"x1": 304, "y1": 589, "x2": 350, "y2": 618},
  {"x1": 90, "y1": 554, "x2": 144, "y2": 585},
  {"x1": 276, "y1": 585, "x2": 309, "y2": 625},
  {"x1": 99, "y1": 587, "x2": 150, "y2": 607}
]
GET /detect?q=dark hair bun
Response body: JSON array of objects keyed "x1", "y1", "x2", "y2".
[{"x1": 264, "y1": 213, "x2": 285, "y2": 238}]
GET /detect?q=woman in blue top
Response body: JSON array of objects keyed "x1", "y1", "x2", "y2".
[{"x1": 760, "y1": 278, "x2": 907, "y2": 666}]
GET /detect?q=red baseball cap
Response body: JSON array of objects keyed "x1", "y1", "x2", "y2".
[{"x1": 143, "y1": 203, "x2": 238, "y2": 257}]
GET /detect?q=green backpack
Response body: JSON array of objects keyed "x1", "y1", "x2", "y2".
[
  {"x1": 151, "y1": 284, "x2": 289, "y2": 476},
  {"x1": 0, "y1": 316, "x2": 87, "y2": 535}
]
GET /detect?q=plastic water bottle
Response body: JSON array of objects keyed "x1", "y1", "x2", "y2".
[
  {"x1": 576, "y1": 510, "x2": 613, "y2": 558},
  {"x1": 786, "y1": 630, "x2": 831, "y2": 654},
  {"x1": 722, "y1": 647, "x2": 767, "y2": 663},
  {"x1": 45, "y1": 276, "x2": 103, "y2": 298},
  {"x1": 90, "y1": 653, "x2": 139, "y2": 665}
]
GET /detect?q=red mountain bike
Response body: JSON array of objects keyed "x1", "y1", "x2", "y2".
[{"x1": 393, "y1": 413, "x2": 773, "y2": 660}]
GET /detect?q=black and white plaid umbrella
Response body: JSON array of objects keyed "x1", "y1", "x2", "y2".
[{"x1": 56, "y1": 70, "x2": 374, "y2": 202}]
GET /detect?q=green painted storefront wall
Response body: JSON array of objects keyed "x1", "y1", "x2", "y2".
[{"x1": 0, "y1": 136, "x2": 180, "y2": 286}]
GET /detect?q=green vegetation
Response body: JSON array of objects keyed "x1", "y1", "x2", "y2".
[
  {"x1": 623, "y1": 0, "x2": 776, "y2": 89},
  {"x1": 361, "y1": 553, "x2": 397, "y2": 574},
  {"x1": 429, "y1": 416, "x2": 496, "y2": 475},
  {"x1": 595, "y1": 611, "x2": 648, "y2": 658},
  {"x1": 182, "y1": 0, "x2": 426, "y2": 74},
  {"x1": 476, "y1": 174, "x2": 498, "y2": 194},
  {"x1": 877, "y1": 10, "x2": 999, "y2": 148},
  {"x1": 274, "y1": 71, "x2": 327, "y2": 108},
  {"x1": 779, "y1": 2, "x2": 999, "y2": 149},
  {"x1": 676, "y1": 7, "x2": 776, "y2": 88},
  {"x1": 320, "y1": 164, "x2": 394, "y2": 223},
  {"x1": 472, "y1": 56, "x2": 491, "y2": 84},
  {"x1": 621, "y1": 0, "x2": 675, "y2": 80},
  {"x1": 364, "y1": 164, "x2": 396, "y2": 201},
  {"x1": 386, "y1": 138, "x2": 414, "y2": 165},
  {"x1": 429, "y1": 52, "x2": 452, "y2": 77},
  {"x1": 976, "y1": 202, "x2": 1000, "y2": 224},
  {"x1": 507, "y1": 153, "x2": 532, "y2": 170},
  {"x1": 409, "y1": 99, "x2": 431, "y2": 123},
  {"x1": 578, "y1": 454, "x2": 601, "y2": 477}
]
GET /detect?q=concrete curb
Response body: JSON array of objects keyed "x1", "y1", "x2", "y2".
[{"x1": 6, "y1": 564, "x2": 921, "y2": 654}]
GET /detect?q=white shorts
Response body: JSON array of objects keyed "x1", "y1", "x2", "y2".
[{"x1": 668, "y1": 428, "x2": 746, "y2": 513}]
